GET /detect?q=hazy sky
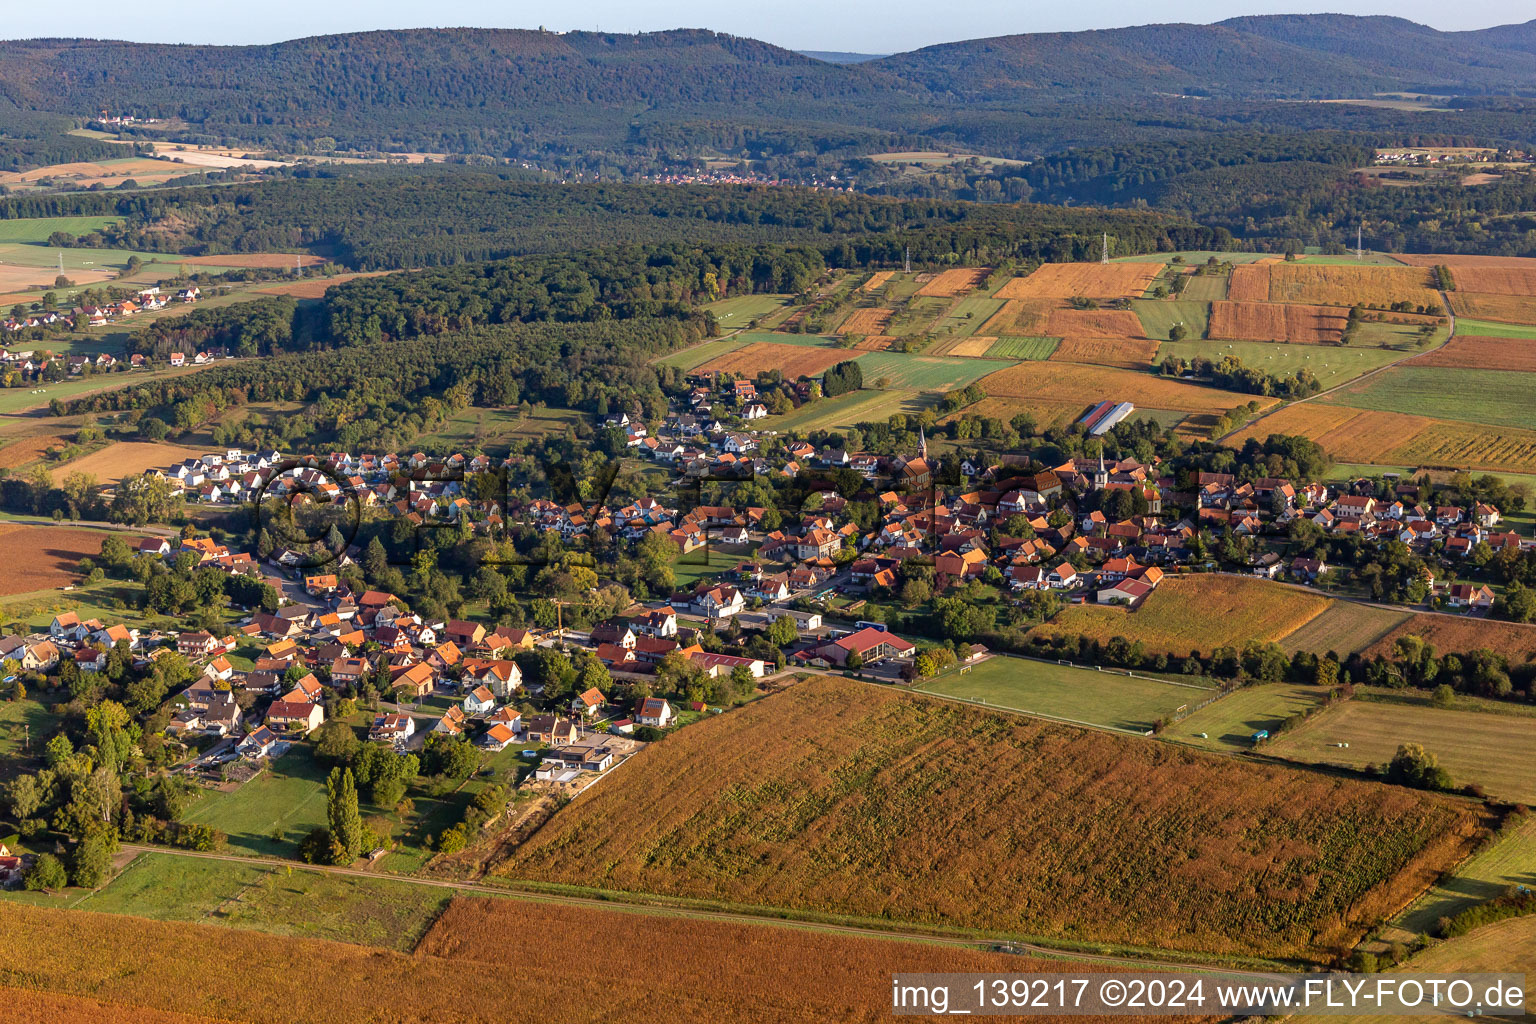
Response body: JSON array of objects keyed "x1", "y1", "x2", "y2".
[{"x1": 3, "y1": 1, "x2": 1531, "y2": 53}]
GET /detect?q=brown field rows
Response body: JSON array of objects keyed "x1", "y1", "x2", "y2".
[
  {"x1": 1227, "y1": 265, "x2": 1271, "y2": 302},
  {"x1": 977, "y1": 361, "x2": 1270, "y2": 414},
  {"x1": 1447, "y1": 265, "x2": 1536, "y2": 295},
  {"x1": 1032, "y1": 575, "x2": 1330, "y2": 656},
  {"x1": 1449, "y1": 291, "x2": 1536, "y2": 324},
  {"x1": 1391, "y1": 420, "x2": 1536, "y2": 473},
  {"x1": 1364, "y1": 613, "x2": 1536, "y2": 663},
  {"x1": 0, "y1": 433, "x2": 66, "y2": 469},
  {"x1": 0, "y1": 523, "x2": 123, "y2": 595},
  {"x1": 0, "y1": 900, "x2": 1103, "y2": 1024},
  {"x1": 1224, "y1": 403, "x2": 1361, "y2": 447},
  {"x1": 1410, "y1": 335, "x2": 1536, "y2": 372},
  {"x1": 980, "y1": 298, "x2": 1055, "y2": 336},
  {"x1": 1044, "y1": 308, "x2": 1147, "y2": 338},
  {"x1": 915, "y1": 266, "x2": 990, "y2": 297},
  {"x1": 860, "y1": 270, "x2": 895, "y2": 292},
  {"x1": 837, "y1": 306, "x2": 894, "y2": 335},
  {"x1": 696, "y1": 342, "x2": 853, "y2": 380},
  {"x1": 1209, "y1": 301, "x2": 1349, "y2": 344},
  {"x1": 996, "y1": 263, "x2": 1159, "y2": 300},
  {"x1": 1049, "y1": 335, "x2": 1160, "y2": 370},
  {"x1": 50, "y1": 441, "x2": 213, "y2": 487},
  {"x1": 1267, "y1": 265, "x2": 1442, "y2": 309},
  {"x1": 418, "y1": 898, "x2": 1133, "y2": 1024},
  {"x1": 179, "y1": 253, "x2": 326, "y2": 269},
  {"x1": 501, "y1": 675, "x2": 1478, "y2": 960},
  {"x1": 850, "y1": 335, "x2": 895, "y2": 351}
]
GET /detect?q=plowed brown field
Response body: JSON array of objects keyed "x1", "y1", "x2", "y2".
[
  {"x1": 980, "y1": 298, "x2": 1055, "y2": 336},
  {"x1": 180, "y1": 253, "x2": 325, "y2": 269},
  {"x1": 1227, "y1": 265, "x2": 1271, "y2": 302},
  {"x1": 977, "y1": 361, "x2": 1269, "y2": 414},
  {"x1": 1448, "y1": 266, "x2": 1536, "y2": 295},
  {"x1": 1044, "y1": 308, "x2": 1147, "y2": 338},
  {"x1": 1364, "y1": 613, "x2": 1536, "y2": 662},
  {"x1": 0, "y1": 523, "x2": 131, "y2": 595},
  {"x1": 1049, "y1": 336, "x2": 1160, "y2": 369}
]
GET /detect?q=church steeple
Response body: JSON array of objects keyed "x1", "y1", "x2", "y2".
[{"x1": 918, "y1": 424, "x2": 927, "y2": 462}]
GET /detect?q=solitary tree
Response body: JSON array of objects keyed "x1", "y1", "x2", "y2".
[{"x1": 326, "y1": 767, "x2": 364, "y2": 863}]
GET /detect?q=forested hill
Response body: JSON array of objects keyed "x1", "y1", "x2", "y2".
[{"x1": 6, "y1": 17, "x2": 1536, "y2": 156}]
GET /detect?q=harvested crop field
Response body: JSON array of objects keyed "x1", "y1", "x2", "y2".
[
  {"x1": 49, "y1": 441, "x2": 212, "y2": 487},
  {"x1": 980, "y1": 298, "x2": 1055, "y2": 336},
  {"x1": 1044, "y1": 308, "x2": 1147, "y2": 339},
  {"x1": 1031, "y1": 575, "x2": 1330, "y2": 657},
  {"x1": 1227, "y1": 265, "x2": 1271, "y2": 302},
  {"x1": 1364, "y1": 613, "x2": 1536, "y2": 664},
  {"x1": 0, "y1": 523, "x2": 123, "y2": 595},
  {"x1": 0, "y1": 433, "x2": 66, "y2": 469},
  {"x1": 1049, "y1": 335, "x2": 1159, "y2": 370},
  {"x1": 916, "y1": 267, "x2": 990, "y2": 297},
  {"x1": 1391, "y1": 420, "x2": 1536, "y2": 473},
  {"x1": 1224, "y1": 403, "x2": 1362, "y2": 447},
  {"x1": 1411, "y1": 335, "x2": 1536, "y2": 372},
  {"x1": 1209, "y1": 301, "x2": 1349, "y2": 344},
  {"x1": 1394, "y1": 254, "x2": 1536, "y2": 269},
  {"x1": 499, "y1": 675, "x2": 1479, "y2": 960},
  {"x1": 0, "y1": 900, "x2": 1079, "y2": 1024},
  {"x1": 1449, "y1": 291, "x2": 1536, "y2": 325},
  {"x1": 1268, "y1": 265, "x2": 1442, "y2": 309},
  {"x1": 253, "y1": 271, "x2": 392, "y2": 299},
  {"x1": 696, "y1": 342, "x2": 853, "y2": 380},
  {"x1": 180, "y1": 253, "x2": 325, "y2": 269},
  {"x1": 1279, "y1": 602, "x2": 1413, "y2": 657},
  {"x1": 1266, "y1": 700, "x2": 1536, "y2": 805},
  {"x1": 0, "y1": 988, "x2": 227, "y2": 1024},
  {"x1": 947, "y1": 335, "x2": 999, "y2": 357},
  {"x1": 836, "y1": 307, "x2": 894, "y2": 335},
  {"x1": 977, "y1": 361, "x2": 1269, "y2": 415},
  {"x1": 0, "y1": 265, "x2": 112, "y2": 291},
  {"x1": 860, "y1": 270, "x2": 895, "y2": 292},
  {"x1": 1447, "y1": 265, "x2": 1536, "y2": 295},
  {"x1": 996, "y1": 263, "x2": 1159, "y2": 300}
]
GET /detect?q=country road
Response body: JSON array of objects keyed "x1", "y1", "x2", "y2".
[
  {"x1": 1214, "y1": 282, "x2": 1457, "y2": 445},
  {"x1": 112, "y1": 843, "x2": 1296, "y2": 978}
]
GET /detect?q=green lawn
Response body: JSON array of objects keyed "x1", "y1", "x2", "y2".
[
  {"x1": 1113, "y1": 251, "x2": 1272, "y2": 264},
  {"x1": 1322, "y1": 366, "x2": 1536, "y2": 431},
  {"x1": 1177, "y1": 274, "x2": 1228, "y2": 302},
  {"x1": 10, "y1": 581, "x2": 215, "y2": 635},
  {"x1": 180, "y1": 745, "x2": 335, "y2": 858},
  {"x1": 1351, "y1": 319, "x2": 1448, "y2": 350},
  {"x1": 702, "y1": 294, "x2": 792, "y2": 325},
  {"x1": 58, "y1": 851, "x2": 451, "y2": 950},
  {"x1": 0, "y1": 363, "x2": 203, "y2": 416},
  {"x1": 1383, "y1": 814, "x2": 1536, "y2": 943},
  {"x1": 1453, "y1": 318, "x2": 1536, "y2": 340},
  {"x1": 916, "y1": 656, "x2": 1214, "y2": 732},
  {"x1": 932, "y1": 293, "x2": 1005, "y2": 339},
  {"x1": 853, "y1": 351, "x2": 1005, "y2": 391},
  {"x1": 412, "y1": 406, "x2": 583, "y2": 452},
  {"x1": 0, "y1": 698, "x2": 61, "y2": 763},
  {"x1": 985, "y1": 337, "x2": 1059, "y2": 360},
  {"x1": 1159, "y1": 339, "x2": 1402, "y2": 388},
  {"x1": 1132, "y1": 299, "x2": 1211, "y2": 342},
  {"x1": 1161, "y1": 682, "x2": 1331, "y2": 752},
  {"x1": 763, "y1": 388, "x2": 935, "y2": 433},
  {"x1": 0, "y1": 217, "x2": 122, "y2": 244},
  {"x1": 670, "y1": 548, "x2": 742, "y2": 587},
  {"x1": 653, "y1": 338, "x2": 745, "y2": 370}
]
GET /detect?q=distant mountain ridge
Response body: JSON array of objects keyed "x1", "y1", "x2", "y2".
[{"x1": 1, "y1": 16, "x2": 1535, "y2": 155}]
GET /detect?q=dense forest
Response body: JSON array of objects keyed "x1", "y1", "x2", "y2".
[
  {"x1": 3, "y1": 19, "x2": 1536, "y2": 162},
  {"x1": 0, "y1": 111, "x2": 133, "y2": 175},
  {"x1": 3, "y1": 174, "x2": 1227, "y2": 269}
]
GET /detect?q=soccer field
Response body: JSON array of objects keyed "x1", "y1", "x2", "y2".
[
  {"x1": 1162, "y1": 682, "x2": 1331, "y2": 751},
  {"x1": 916, "y1": 656, "x2": 1214, "y2": 732}
]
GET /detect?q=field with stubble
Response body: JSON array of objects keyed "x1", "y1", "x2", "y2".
[
  {"x1": 996, "y1": 263, "x2": 1159, "y2": 300},
  {"x1": 1031, "y1": 575, "x2": 1330, "y2": 656},
  {"x1": 499, "y1": 675, "x2": 1480, "y2": 960}
]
